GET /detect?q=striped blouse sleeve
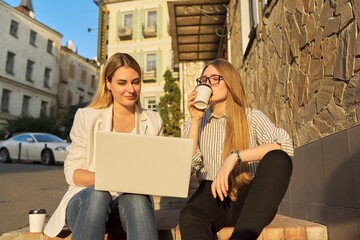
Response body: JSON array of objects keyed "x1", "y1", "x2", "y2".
[
  {"x1": 250, "y1": 109, "x2": 294, "y2": 157},
  {"x1": 182, "y1": 117, "x2": 204, "y2": 174}
]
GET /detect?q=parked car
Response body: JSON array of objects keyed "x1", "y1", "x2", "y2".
[{"x1": 0, "y1": 132, "x2": 69, "y2": 165}]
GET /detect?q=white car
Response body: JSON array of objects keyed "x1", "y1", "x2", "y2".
[{"x1": 0, "y1": 132, "x2": 69, "y2": 165}]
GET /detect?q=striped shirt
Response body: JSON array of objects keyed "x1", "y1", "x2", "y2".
[{"x1": 182, "y1": 108, "x2": 294, "y2": 181}]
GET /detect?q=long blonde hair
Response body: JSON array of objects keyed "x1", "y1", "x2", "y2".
[
  {"x1": 202, "y1": 58, "x2": 252, "y2": 201},
  {"x1": 88, "y1": 53, "x2": 142, "y2": 109}
]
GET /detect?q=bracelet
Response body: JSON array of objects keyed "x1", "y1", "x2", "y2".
[{"x1": 231, "y1": 150, "x2": 242, "y2": 165}]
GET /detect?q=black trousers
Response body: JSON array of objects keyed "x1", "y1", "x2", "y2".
[{"x1": 179, "y1": 150, "x2": 293, "y2": 240}]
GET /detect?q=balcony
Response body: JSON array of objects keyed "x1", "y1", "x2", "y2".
[
  {"x1": 142, "y1": 24, "x2": 157, "y2": 38},
  {"x1": 143, "y1": 71, "x2": 156, "y2": 83},
  {"x1": 118, "y1": 26, "x2": 132, "y2": 40}
]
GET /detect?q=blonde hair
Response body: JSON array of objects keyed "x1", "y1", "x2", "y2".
[
  {"x1": 88, "y1": 53, "x2": 142, "y2": 109},
  {"x1": 202, "y1": 58, "x2": 252, "y2": 201}
]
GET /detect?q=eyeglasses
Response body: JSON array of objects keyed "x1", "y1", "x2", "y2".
[{"x1": 196, "y1": 75, "x2": 224, "y2": 86}]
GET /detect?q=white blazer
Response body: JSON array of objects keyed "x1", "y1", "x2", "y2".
[{"x1": 44, "y1": 105, "x2": 163, "y2": 237}]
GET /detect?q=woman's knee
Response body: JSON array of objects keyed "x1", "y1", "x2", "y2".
[
  {"x1": 262, "y1": 150, "x2": 293, "y2": 172},
  {"x1": 66, "y1": 188, "x2": 111, "y2": 230},
  {"x1": 180, "y1": 205, "x2": 192, "y2": 223},
  {"x1": 118, "y1": 194, "x2": 152, "y2": 215},
  {"x1": 180, "y1": 204, "x2": 203, "y2": 224}
]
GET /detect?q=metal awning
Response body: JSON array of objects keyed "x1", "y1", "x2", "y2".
[{"x1": 168, "y1": 0, "x2": 229, "y2": 63}]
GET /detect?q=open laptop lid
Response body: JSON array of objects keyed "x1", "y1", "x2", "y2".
[{"x1": 94, "y1": 131, "x2": 194, "y2": 198}]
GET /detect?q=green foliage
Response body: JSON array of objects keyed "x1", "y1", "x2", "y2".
[
  {"x1": 0, "y1": 129, "x2": 6, "y2": 140},
  {"x1": 159, "y1": 70, "x2": 183, "y2": 137},
  {"x1": 6, "y1": 114, "x2": 68, "y2": 139}
]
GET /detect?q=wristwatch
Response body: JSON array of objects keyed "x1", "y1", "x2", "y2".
[{"x1": 231, "y1": 150, "x2": 242, "y2": 165}]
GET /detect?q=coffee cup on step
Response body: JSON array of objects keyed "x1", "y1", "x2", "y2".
[
  {"x1": 29, "y1": 209, "x2": 46, "y2": 233},
  {"x1": 194, "y1": 84, "x2": 212, "y2": 110}
]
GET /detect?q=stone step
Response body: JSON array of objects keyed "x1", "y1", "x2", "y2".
[{"x1": 0, "y1": 213, "x2": 327, "y2": 240}]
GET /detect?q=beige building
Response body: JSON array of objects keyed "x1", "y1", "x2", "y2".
[
  {"x1": 58, "y1": 44, "x2": 99, "y2": 113},
  {"x1": 0, "y1": 0, "x2": 100, "y2": 133},
  {"x1": 0, "y1": 0, "x2": 62, "y2": 128},
  {"x1": 96, "y1": 0, "x2": 179, "y2": 111},
  {"x1": 168, "y1": 0, "x2": 360, "y2": 239}
]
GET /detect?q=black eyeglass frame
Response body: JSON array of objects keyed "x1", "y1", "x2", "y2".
[{"x1": 196, "y1": 75, "x2": 224, "y2": 86}]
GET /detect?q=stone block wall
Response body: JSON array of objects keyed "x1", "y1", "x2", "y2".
[
  {"x1": 179, "y1": 61, "x2": 205, "y2": 120},
  {"x1": 230, "y1": 0, "x2": 360, "y2": 147},
  {"x1": 229, "y1": 0, "x2": 360, "y2": 239}
]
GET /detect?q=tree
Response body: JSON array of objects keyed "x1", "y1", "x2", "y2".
[{"x1": 159, "y1": 70, "x2": 183, "y2": 137}]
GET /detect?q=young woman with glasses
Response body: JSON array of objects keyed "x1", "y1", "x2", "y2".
[{"x1": 180, "y1": 58, "x2": 294, "y2": 240}]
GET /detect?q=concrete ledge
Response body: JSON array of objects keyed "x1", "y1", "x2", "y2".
[
  {"x1": 215, "y1": 215, "x2": 328, "y2": 240},
  {"x1": 0, "y1": 214, "x2": 327, "y2": 240}
]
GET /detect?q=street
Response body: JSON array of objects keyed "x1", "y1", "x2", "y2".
[{"x1": 0, "y1": 162, "x2": 68, "y2": 235}]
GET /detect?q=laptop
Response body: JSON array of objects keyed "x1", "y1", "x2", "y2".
[{"x1": 94, "y1": 131, "x2": 194, "y2": 198}]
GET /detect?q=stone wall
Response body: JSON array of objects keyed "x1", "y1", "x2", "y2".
[
  {"x1": 231, "y1": 0, "x2": 360, "y2": 147},
  {"x1": 180, "y1": 61, "x2": 205, "y2": 120}
]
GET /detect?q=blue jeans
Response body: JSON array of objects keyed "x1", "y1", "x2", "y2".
[{"x1": 66, "y1": 187, "x2": 159, "y2": 240}]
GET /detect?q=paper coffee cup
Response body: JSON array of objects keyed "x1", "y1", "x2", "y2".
[
  {"x1": 194, "y1": 84, "x2": 212, "y2": 109},
  {"x1": 29, "y1": 209, "x2": 46, "y2": 233}
]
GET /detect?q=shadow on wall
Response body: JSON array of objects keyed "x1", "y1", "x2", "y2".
[
  {"x1": 280, "y1": 124, "x2": 360, "y2": 240},
  {"x1": 322, "y1": 124, "x2": 360, "y2": 240}
]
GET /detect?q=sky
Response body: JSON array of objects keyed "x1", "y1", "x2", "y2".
[{"x1": 3, "y1": 0, "x2": 99, "y2": 59}]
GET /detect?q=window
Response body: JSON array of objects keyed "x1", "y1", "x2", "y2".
[
  {"x1": 119, "y1": 13, "x2": 133, "y2": 40},
  {"x1": 79, "y1": 95, "x2": 84, "y2": 104},
  {"x1": 67, "y1": 91, "x2": 73, "y2": 106},
  {"x1": 69, "y1": 64, "x2": 75, "y2": 79},
  {"x1": 1, "y1": 89, "x2": 11, "y2": 112},
  {"x1": 123, "y1": 13, "x2": 133, "y2": 27},
  {"x1": 91, "y1": 74, "x2": 96, "y2": 88},
  {"x1": 47, "y1": 39, "x2": 53, "y2": 54},
  {"x1": 145, "y1": 97, "x2": 157, "y2": 111},
  {"x1": 26, "y1": 60, "x2": 34, "y2": 81},
  {"x1": 6, "y1": 51, "x2": 15, "y2": 74},
  {"x1": 22, "y1": 95, "x2": 31, "y2": 116},
  {"x1": 14, "y1": 134, "x2": 33, "y2": 142},
  {"x1": 145, "y1": 53, "x2": 156, "y2": 72},
  {"x1": 262, "y1": 0, "x2": 269, "y2": 10},
  {"x1": 146, "y1": 10, "x2": 157, "y2": 28},
  {"x1": 240, "y1": 0, "x2": 259, "y2": 54},
  {"x1": 81, "y1": 70, "x2": 87, "y2": 83},
  {"x1": 249, "y1": 0, "x2": 259, "y2": 29},
  {"x1": 10, "y1": 20, "x2": 19, "y2": 37},
  {"x1": 44, "y1": 68, "x2": 52, "y2": 88},
  {"x1": 40, "y1": 101, "x2": 48, "y2": 116},
  {"x1": 143, "y1": 10, "x2": 157, "y2": 37},
  {"x1": 29, "y1": 30, "x2": 37, "y2": 46}
]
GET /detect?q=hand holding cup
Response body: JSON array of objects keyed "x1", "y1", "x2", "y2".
[{"x1": 194, "y1": 84, "x2": 212, "y2": 110}]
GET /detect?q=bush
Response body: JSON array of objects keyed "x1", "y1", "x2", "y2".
[{"x1": 6, "y1": 115, "x2": 67, "y2": 139}]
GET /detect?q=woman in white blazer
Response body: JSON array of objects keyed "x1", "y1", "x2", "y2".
[{"x1": 44, "y1": 53, "x2": 163, "y2": 240}]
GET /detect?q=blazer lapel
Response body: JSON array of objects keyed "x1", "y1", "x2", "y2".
[
  {"x1": 136, "y1": 105, "x2": 148, "y2": 134},
  {"x1": 95, "y1": 105, "x2": 113, "y2": 132}
]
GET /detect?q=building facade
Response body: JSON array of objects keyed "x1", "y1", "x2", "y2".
[
  {"x1": 96, "y1": 0, "x2": 179, "y2": 111},
  {"x1": 0, "y1": 1, "x2": 100, "y2": 135},
  {"x1": 0, "y1": 0, "x2": 62, "y2": 128},
  {"x1": 58, "y1": 44, "x2": 99, "y2": 113}
]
